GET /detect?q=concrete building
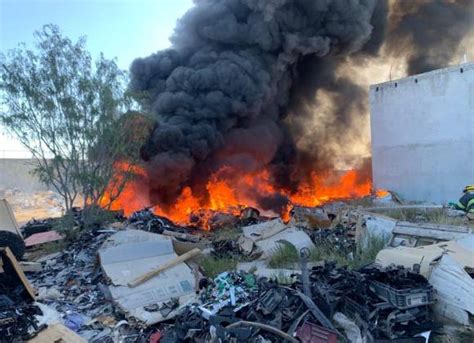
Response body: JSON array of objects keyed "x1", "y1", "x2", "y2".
[{"x1": 370, "y1": 62, "x2": 474, "y2": 204}]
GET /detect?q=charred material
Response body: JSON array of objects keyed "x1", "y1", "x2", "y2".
[
  {"x1": 160, "y1": 272, "x2": 333, "y2": 342},
  {"x1": 0, "y1": 301, "x2": 43, "y2": 343},
  {"x1": 127, "y1": 208, "x2": 181, "y2": 233},
  {"x1": 21, "y1": 207, "x2": 126, "y2": 238},
  {"x1": 0, "y1": 248, "x2": 42, "y2": 342},
  {"x1": 307, "y1": 262, "x2": 438, "y2": 341},
  {"x1": 309, "y1": 223, "x2": 356, "y2": 256}
]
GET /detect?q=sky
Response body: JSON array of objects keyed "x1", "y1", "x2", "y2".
[{"x1": 0, "y1": 0, "x2": 194, "y2": 157}]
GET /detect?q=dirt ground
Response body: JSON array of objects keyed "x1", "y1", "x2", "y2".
[{"x1": 0, "y1": 189, "x2": 64, "y2": 224}]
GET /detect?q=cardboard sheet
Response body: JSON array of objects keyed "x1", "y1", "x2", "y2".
[{"x1": 99, "y1": 230, "x2": 196, "y2": 324}]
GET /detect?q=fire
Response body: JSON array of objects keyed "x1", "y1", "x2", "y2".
[
  {"x1": 288, "y1": 170, "x2": 371, "y2": 207},
  {"x1": 376, "y1": 189, "x2": 390, "y2": 198},
  {"x1": 99, "y1": 162, "x2": 149, "y2": 212},
  {"x1": 102, "y1": 162, "x2": 379, "y2": 229}
]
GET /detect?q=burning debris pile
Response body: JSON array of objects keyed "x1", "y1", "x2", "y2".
[{"x1": 100, "y1": 0, "x2": 474, "y2": 227}]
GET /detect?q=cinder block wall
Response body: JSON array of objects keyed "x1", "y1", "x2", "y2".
[
  {"x1": 369, "y1": 62, "x2": 474, "y2": 204},
  {"x1": 0, "y1": 159, "x2": 49, "y2": 192}
]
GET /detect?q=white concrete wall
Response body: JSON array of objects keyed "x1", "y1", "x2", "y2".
[
  {"x1": 0, "y1": 159, "x2": 49, "y2": 192},
  {"x1": 370, "y1": 62, "x2": 474, "y2": 204}
]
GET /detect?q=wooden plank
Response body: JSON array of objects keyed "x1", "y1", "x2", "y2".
[
  {"x1": 395, "y1": 221, "x2": 471, "y2": 233},
  {"x1": 28, "y1": 324, "x2": 86, "y2": 343},
  {"x1": 0, "y1": 247, "x2": 36, "y2": 300},
  {"x1": 162, "y1": 230, "x2": 201, "y2": 243},
  {"x1": 364, "y1": 205, "x2": 443, "y2": 212},
  {"x1": 20, "y1": 261, "x2": 43, "y2": 273},
  {"x1": 128, "y1": 248, "x2": 201, "y2": 287},
  {"x1": 393, "y1": 222, "x2": 472, "y2": 242}
]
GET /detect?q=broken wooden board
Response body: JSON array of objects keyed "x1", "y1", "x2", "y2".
[
  {"x1": 24, "y1": 231, "x2": 64, "y2": 247},
  {"x1": 389, "y1": 221, "x2": 472, "y2": 247},
  {"x1": 128, "y1": 248, "x2": 201, "y2": 287},
  {"x1": 0, "y1": 246, "x2": 36, "y2": 300},
  {"x1": 28, "y1": 323, "x2": 86, "y2": 343}
]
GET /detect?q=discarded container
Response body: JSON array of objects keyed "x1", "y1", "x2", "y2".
[
  {"x1": 295, "y1": 321, "x2": 337, "y2": 343},
  {"x1": 369, "y1": 279, "x2": 435, "y2": 310},
  {"x1": 242, "y1": 218, "x2": 287, "y2": 241},
  {"x1": 376, "y1": 236, "x2": 474, "y2": 325},
  {"x1": 254, "y1": 227, "x2": 315, "y2": 258}
]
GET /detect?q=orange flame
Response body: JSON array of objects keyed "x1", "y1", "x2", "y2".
[
  {"x1": 376, "y1": 189, "x2": 390, "y2": 198},
  {"x1": 103, "y1": 163, "x2": 379, "y2": 229}
]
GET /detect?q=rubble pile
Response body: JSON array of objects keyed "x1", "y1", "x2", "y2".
[
  {"x1": 0, "y1": 196, "x2": 473, "y2": 342},
  {"x1": 0, "y1": 302, "x2": 42, "y2": 342},
  {"x1": 158, "y1": 271, "x2": 337, "y2": 343},
  {"x1": 0, "y1": 248, "x2": 42, "y2": 342},
  {"x1": 154, "y1": 263, "x2": 439, "y2": 342},
  {"x1": 27, "y1": 230, "x2": 123, "y2": 342},
  {"x1": 308, "y1": 262, "x2": 437, "y2": 340},
  {"x1": 308, "y1": 223, "x2": 355, "y2": 257},
  {"x1": 22, "y1": 207, "x2": 126, "y2": 238}
]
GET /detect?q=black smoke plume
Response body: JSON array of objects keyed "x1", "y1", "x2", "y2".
[
  {"x1": 130, "y1": 0, "x2": 473, "y2": 211},
  {"x1": 387, "y1": 0, "x2": 474, "y2": 75}
]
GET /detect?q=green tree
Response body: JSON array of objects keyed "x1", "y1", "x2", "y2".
[{"x1": 0, "y1": 24, "x2": 148, "y2": 211}]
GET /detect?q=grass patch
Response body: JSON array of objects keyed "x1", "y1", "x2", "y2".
[
  {"x1": 268, "y1": 235, "x2": 386, "y2": 270},
  {"x1": 345, "y1": 196, "x2": 375, "y2": 208},
  {"x1": 211, "y1": 226, "x2": 242, "y2": 242},
  {"x1": 310, "y1": 243, "x2": 352, "y2": 267},
  {"x1": 268, "y1": 242, "x2": 299, "y2": 268},
  {"x1": 39, "y1": 240, "x2": 66, "y2": 254},
  {"x1": 199, "y1": 255, "x2": 237, "y2": 278},
  {"x1": 351, "y1": 235, "x2": 386, "y2": 269}
]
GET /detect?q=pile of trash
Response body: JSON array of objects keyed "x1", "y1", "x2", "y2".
[
  {"x1": 27, "y1": 230, "x2": 122, "y2": 342},
  {"x1": 1, "y1": 195, "x2": 474, "y2": 342},
  {"x1": 155, "y1": 263, "x2": 438, "y2": 342},
  {"x1": 0, "y1": 247, "x2": 43, "y2": 342},
  {"x1": 308, "y1": 262, "x2": 437, "y2": 341},
  {"x1": 158, "y1": 271, "x2": 337, "y2": 343}
]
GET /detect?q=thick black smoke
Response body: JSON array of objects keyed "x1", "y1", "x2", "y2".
[
  {"x1": 387, "y1": 0, "x2": 474, "y2": 75},
  {"x1": 130, "y1": 0, "x2": 473, "y2": 211}
]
